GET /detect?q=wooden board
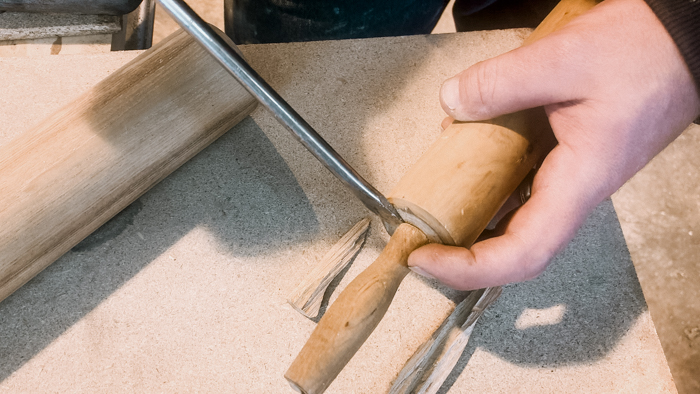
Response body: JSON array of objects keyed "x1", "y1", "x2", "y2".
[{"x1": 0, "y1": 31, "x2": 675, "y2": 393}]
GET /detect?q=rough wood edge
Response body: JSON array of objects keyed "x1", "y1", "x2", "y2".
[
  {"x1": 288, "y1": 218, "x2": 371, "y2": 319},
  {"x1": 389, "y1": 286, "x2": 502, "y2": 394}
]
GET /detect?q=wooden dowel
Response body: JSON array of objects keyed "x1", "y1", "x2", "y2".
[{"x1": 0, "y1": 28, "x2": 257, "y2": 302}]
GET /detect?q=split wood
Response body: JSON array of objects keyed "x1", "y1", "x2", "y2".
[
  {"x1": 288, "y1": 218, "x2": 371, "y2": 318},
  {"x1": 390, "y1": 286, "x2": 502, "y2": 394}
]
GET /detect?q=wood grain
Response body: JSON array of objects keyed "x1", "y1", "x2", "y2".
[
  {"x1": 288, "y1": 218, "x2": 371, "y2": 319},
  {"x1": 389, "y1": 111, "x2": 551, "y2": 247},
  {"x1": 0, "y1": 28, "x2": 257, "y2": 302}
]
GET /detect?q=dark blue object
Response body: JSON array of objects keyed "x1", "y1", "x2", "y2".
[{"x1": 225, "y1": 0, "x2": 449, "y2": 44}]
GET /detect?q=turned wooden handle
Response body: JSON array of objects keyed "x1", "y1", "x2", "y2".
[
  {"x1": 0, "y1": 28, "x2": 257, "y2": 302},
  {"x1": 285, "y1": 0, "x2": 600, "y2": 392},
  {"x1": 286, "y1": 223, "x2": 429, "y2": 394}
]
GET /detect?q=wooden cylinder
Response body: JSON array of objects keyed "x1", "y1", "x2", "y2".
[
  {"x1": 0, "y1": 28, "x2": 257, "y2": 302},
  {"x1": 286, "y1": 0, "x2": 600, "y2": 392},
  {"x1": 389, "y1": 111, "x2": 550, "y2": 247}
]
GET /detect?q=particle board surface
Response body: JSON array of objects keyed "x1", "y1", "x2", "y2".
[{"x1": 0, "y1": 31, "x2": 676, "y2": 393}]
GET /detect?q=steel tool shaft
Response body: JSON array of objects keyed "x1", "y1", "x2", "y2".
[{"x1": 157, "y1": 0, "x2": 404, "y2": 233}]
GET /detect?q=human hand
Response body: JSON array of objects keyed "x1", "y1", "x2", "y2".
[{"x1": 407, "y1": 0, "x2": 700, "y2": 290}]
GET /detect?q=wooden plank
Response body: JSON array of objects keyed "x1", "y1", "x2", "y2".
[{"x1": 0, "y1": 28, "x2": 256, "y2": 302}]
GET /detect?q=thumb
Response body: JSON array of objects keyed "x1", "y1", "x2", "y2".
[{"x1": 440, "y1": 34, "x2": 583, "y2": 121}]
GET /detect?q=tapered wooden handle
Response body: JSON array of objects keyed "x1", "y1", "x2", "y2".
[
  {"x1": 0, "y1": 28, "x2": 257, "y2": 302},
  {"x1": 285, "y1": 224, "x2": 429, "y2": 394}
]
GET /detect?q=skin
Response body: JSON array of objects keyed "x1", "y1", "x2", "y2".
[{"x1": 407, "y1": 0, "x2": 700, "y2": 290}]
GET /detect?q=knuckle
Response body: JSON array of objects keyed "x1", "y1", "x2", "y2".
[{"x1": 535, "y1": 31, "x2": 589, "y2": 85}]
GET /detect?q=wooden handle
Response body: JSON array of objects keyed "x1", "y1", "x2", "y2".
[
  {"x1": 0, "y1": 28, "x2": 257, "y2": 302},
  {"x1": 285, "y1": 223, "x2": 429, "y2": 394},
  {"x1": 285, "y1": 0, "x2": 600, "y2": 392}
]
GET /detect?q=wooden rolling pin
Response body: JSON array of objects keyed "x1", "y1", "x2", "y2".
[
  {"x1": 0, "y1": 28, "x2": 257, "y2": 303},
  {"x1": 285, "y1": 0, "x2": 600, "y2": 392}
]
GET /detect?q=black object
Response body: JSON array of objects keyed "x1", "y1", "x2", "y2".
[
  {"x1": 0, "y1": 0, "x2": 143, "y2": 15},
  {"x1": 224, "y1": 0, "x2": 562, "y2": 45},
  {"x1": 453, "y1": 0, "x2": 560, "y2": 31},
  {"x1": 225, "y1": 0, "x2": 449, "y2": 44}
]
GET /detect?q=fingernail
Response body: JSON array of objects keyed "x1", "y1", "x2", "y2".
[
  {"x1": 440, "y1": 77, "x2": 461, "y2": 114},
  {"x1": 409, "y1": 266, "x2": 436, "y2": 280}
]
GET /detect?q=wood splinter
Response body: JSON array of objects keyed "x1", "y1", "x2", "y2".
[
  {"x1": 288, "y1": 218, "x2": 371, "y2": 319},
  {"x1": 389, "y1": 286, "x2": 503, "y2": 394}
]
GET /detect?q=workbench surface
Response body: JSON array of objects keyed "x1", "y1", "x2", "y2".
[{"x1": 0, "y1": 30, "x2": 676, "y2": 393}]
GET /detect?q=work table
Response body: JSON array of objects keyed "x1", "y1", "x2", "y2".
[{"x1": 0, "y1": 30, "x2": 676, "y2": 392}]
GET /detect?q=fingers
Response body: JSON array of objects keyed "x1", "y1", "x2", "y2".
[
  {"x1": 440, "y1": 32, "x2": 586, "y2": 121},
  {"x1": 407, "y1": 144, "x2": 600, "y2": 290}
]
